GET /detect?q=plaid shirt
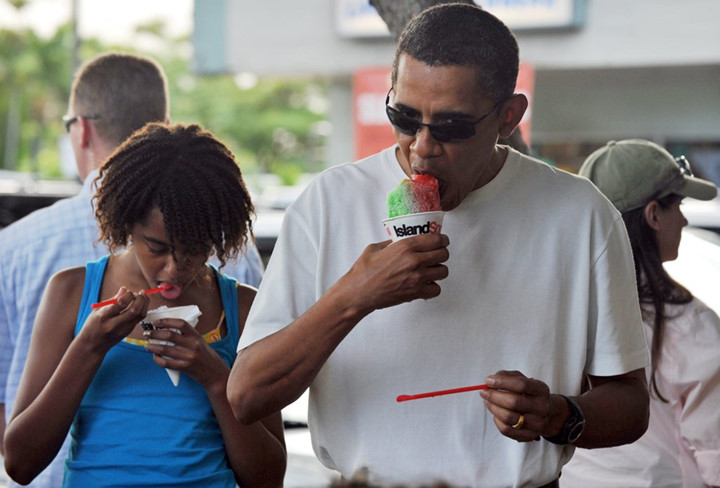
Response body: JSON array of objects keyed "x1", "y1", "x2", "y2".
[{"x1": 0, "y1": 170, "x2": 263, "y2": 488}]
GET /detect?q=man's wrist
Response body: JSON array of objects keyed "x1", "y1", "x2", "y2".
[
  {"x1": 543, "y1": 395, "x2": 586, "y2": 445},
  {"x1": 545, "y1": 394, "x2": 571, "y2": 437}
]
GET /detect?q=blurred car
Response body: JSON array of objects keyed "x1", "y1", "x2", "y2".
[
  {"x1": 671, "y1": 196, "x2": 720, "y2": 314},
  {"x1": 253, "y1": 207, "x2": 286, "y2": 266},
  {"x1": 665, "y1": 226, "x2": 720, "y2": 315},
  {"x1": 681, "y1": 195, "x2": 720, "y2": 236},
  {"x1": 0, "y1": 170, "x2": 81, "y2": 228}
]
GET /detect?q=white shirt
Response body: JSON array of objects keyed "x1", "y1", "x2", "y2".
[
  {"x1": 562, "y1": 298, "x2": 720, "y2": 487},
  {"x1": 240, "y1": 146, "x2": 650, "y2": 487}
]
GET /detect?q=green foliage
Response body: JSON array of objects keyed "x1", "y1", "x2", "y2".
[
  {"x1": 170, "y1": 71, "x2": 327, "y2": 178},
  {"x1": 0, "y1": 23, "x2": 74, "y2": 173},
  {"x1": 270, "y1": 159, "x2": 304, "y2": 186},
  {"x1": 0, "y1": 14, "x2": 328, "y2": 182}
]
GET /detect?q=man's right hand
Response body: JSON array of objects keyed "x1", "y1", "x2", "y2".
[
  {"x1": 337, "y1": 232, "x2": 450, "y2": 316},
  {"x1": 228, "y1": 232, "x2": 450, "y2": 425}
]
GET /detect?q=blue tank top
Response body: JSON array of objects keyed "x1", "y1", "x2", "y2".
[{"x1": 63, "y1": 255, "x2": 239, "y2": 487}]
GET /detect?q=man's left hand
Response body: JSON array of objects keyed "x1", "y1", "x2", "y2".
[{"x1": 480, "y1": 370, "x2": 567, "y2": 442}]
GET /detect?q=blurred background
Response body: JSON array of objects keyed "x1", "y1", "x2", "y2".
[
  {"x1": 1, "y1": 1, "x2": 720, "y2": 485},
  {"x1": 2, "y1": 0, "x2": 720, "y2": 253}
]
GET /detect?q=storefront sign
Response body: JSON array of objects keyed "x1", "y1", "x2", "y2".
[{"x1": 336, "y1": 0, "x2": 585, "y2": 38}]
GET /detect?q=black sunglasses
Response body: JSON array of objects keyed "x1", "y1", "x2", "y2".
[
  {"x1": 62, "y1": 114, "x2": 101, "y2": 133},
  {"x1": 674, "y1": 155, "x2": 693, "y2": 176},
  {"x1": 385, "y1": 88, "x2": 504, "y2": 143}
]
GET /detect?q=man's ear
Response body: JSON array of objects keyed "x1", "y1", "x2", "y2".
[
  {"x1": 498, "y1": 93, "x2": 528, "y2": 138},
  {"x1": 643, "y1": 200, "x2": 661, "y2": 231},
  {"x1": 79, "y1": 116, "x2": 94, "y2": 148}
]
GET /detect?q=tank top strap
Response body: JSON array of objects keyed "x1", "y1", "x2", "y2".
[{"x1": 75, "y1": 255, "x2": 110, "y2": 336}]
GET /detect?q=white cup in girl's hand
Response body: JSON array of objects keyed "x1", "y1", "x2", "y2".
[{"x1": 142, "y1": 305, "x2": 201, "y2": 386}]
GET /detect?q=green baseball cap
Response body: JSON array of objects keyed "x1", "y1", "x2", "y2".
[{"x1": 579, "y1": 139, "x2": 717, "y2": 213}]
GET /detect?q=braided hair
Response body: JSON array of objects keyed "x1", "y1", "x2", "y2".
[{"x1": 94, "y1": 122, "x2": 254, "y2": 268}]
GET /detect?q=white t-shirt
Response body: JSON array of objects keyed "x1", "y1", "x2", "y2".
[
  {"x1": 561, "y1": 298, "x2": 720, "y2": 488},
  {"x1": 240, "y1": 146, "x2": 650, "y2": 487}
]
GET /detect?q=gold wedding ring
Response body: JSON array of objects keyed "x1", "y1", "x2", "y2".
[{"x1": 511, "y1": 414, "x2": 525, "y2": 430}]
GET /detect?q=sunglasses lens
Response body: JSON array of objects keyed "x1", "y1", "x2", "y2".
[
  {"x1": 431, "y1": 124, "x2": 474, "y2": 143},
  {"x1": 386, "y1": 107, "x2": 419, "y2": 136},
  {"x1": 386, "y1": 106, "x2": 476, "y2": 142}
]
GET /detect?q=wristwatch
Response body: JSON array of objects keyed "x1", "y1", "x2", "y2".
[{"x1": 542, "y1": 395, "x2": 585, "y2": 445}]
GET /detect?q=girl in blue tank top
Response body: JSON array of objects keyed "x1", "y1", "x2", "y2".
[{"x1": 4, "y1": 123, "x2": 286, "y2": 487}]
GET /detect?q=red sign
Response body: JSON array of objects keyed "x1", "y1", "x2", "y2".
[
  {"x1": 352, "y1": 66, "x2": 395, "y2": 160},
  {"x1": 352, "y1": 63, "x2": 535, "y2": 159}
]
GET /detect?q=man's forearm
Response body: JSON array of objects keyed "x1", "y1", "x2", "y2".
[
  {"x1": 228, "y1": 287, "x2": 368, "y2": 424},
  {"x1": 574, "y1": 369, "x2": 649, "y2": 448},
  {"x1": 227, "y1": 236, "x2": 450, "y2": 424}
]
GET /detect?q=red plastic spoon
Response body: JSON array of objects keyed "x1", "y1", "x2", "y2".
[
  {"x1": 90, "y1": 284, "x2": 171, "y2": 309},
  {"x1": 397, "y1": 384, "x2": 488, "y2": 402}
]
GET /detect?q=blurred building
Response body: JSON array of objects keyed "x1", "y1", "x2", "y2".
[{"x1": 193, "y1": 0, "x2": 720, "y2": 178}]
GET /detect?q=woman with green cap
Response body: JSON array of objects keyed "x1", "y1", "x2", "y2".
[{"x1": 562, "y1": 139, "x2": 720, "y2": 487}]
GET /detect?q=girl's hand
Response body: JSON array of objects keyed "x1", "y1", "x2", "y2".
[
  {"x1": 144, "y1": 319, "x2": 228, "y2": 389},
  {"x1": 81, "y1": 287, "x2": 150, "y2": 353}
]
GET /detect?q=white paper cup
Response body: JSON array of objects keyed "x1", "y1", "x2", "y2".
[
  {"x1": 142, "y1": 305, "x2": 202, "y2": 387},
  {"x1": 382, "y1": 211, "x2": 445, "y2": 242}
]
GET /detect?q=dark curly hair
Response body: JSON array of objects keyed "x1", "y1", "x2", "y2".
[
  {"x1": 93, "y1": 122, "x2": 254, "y2": 268},
  {"x1": 391, "y1": 3, "x2": 519, "y2": 104}
]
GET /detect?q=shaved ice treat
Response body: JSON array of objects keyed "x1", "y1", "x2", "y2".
[
  {"x1": 383, "y1": 174, "x2": 444, "y2": 242},
  {"x1": 387, "y1": 174, "x2": 441, "y2": 218}
]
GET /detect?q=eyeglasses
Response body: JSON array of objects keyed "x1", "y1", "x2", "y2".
[
  {"x1": 385, "y1": 88, "x2": 504, "y2": 143},
  {"x1": 674, "y1": 155, "x2": 693, "y2": 176},
  {"x1": 62, "y1": 114, "x2": 101, "y2": 133}
]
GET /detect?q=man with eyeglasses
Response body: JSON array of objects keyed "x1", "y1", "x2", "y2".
[
  {"x1": 228, "y1": 4, "x2": 650, "y2": 486},
  {"x1": 0, "y1": 52, "x2": 264, "y2": 488}
]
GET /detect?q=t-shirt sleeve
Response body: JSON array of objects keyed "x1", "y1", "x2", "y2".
[
  {"x1": 585, "y1": 217, "x2": 650, "y2": 376},
  {"x1": 237, "y1": 205, "x2": 317, "y2": 352}
]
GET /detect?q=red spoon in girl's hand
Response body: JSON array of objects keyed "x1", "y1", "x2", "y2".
[{"x1": 90, "y1": 284, "x2": 171, "y2": 309}]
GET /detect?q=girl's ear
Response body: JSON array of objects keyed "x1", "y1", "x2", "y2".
[{"x1": 643, "y1": 200, "x2": 662, "y2": 231}]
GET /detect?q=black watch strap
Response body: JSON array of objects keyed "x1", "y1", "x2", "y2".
[{"x1": 542, "y1": 395, "x2": 585, "y2": 445}]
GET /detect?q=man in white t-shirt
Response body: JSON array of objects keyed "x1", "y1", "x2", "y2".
[{"x1": 228, "y1": 4, "x2": 650, "y2": 487}]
